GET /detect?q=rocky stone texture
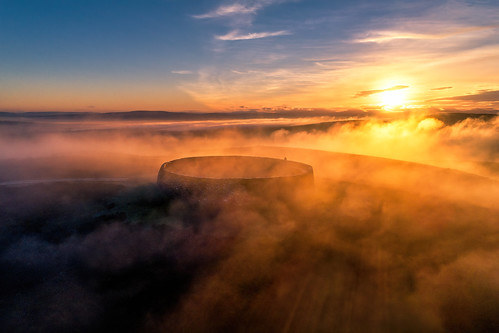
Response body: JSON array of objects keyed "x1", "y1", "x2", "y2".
[{"x1": 157, "y1": 156, "x2": 314, "y2": 199}]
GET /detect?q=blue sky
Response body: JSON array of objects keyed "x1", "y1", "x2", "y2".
[{"x1": 1, "y1": 0, "x2": 498, "y2": 111}]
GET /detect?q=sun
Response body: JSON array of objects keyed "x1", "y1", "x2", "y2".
[{"x1": 378, "y1": 89, "x2": 407, "y2": 108}]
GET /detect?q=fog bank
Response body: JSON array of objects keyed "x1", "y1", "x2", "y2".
[{"x1": 0, "y1": 112, "x2": 498, "y2": 332}]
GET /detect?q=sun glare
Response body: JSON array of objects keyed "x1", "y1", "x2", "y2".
[{"x1": 378, "y1": 89, "x2": 407, "y2": 108}]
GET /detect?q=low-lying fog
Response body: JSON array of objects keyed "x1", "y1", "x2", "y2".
[{"x1": 0, "y1": 111, "x2": 498, "y2": 332}]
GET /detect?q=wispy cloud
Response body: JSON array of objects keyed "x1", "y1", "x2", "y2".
[
  {"x1": 193, "y1": 1, "x2": 290, "y2": 19},
  {"x1": 431, "y1": 86, "x2": 453, "y2": 91},
  {"x1": 353, "y1": 25, "x2": 499, "y2": 43},
  {"x1": 354, "y1": 85, "x2": 409, "y2": 98},
  {"x1": 354, "y1": 31, "x2": 441, "y2": 43},
  {"x1": 216, "y1": 30, "x2": 290, "y2": 41},
  {"x1": 193, "y1": 3, "x2": 259, "y2": 19},
  {"x1": 433, "y1": 90, "x2": 499, "y2": 102},
  {"x1": 194, "y1": 1, "x2": 293, "y2": 42},
  {"x1": 181, "y1": 65, "x2": 328, "y2": 109},
  {"x1": 171, "y1": 70, "x2": 193, "y2": 75}
]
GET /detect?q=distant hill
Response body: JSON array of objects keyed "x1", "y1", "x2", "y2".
[
  {"x1": 0, "y1": 109, "x2": 368, "y2": 121},
  {"x1": 1, "y1": 110, "x2": 496, "y2": 124}
]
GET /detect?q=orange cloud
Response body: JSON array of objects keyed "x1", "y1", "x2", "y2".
[{"x1": 354, "y1": 85, "x2": 409, "y2": 98}]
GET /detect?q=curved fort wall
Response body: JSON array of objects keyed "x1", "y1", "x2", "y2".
[{"x1": 157, "y1": 156, "x2": 314, "y2": 199}]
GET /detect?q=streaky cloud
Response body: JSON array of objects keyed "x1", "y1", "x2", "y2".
[
  {"x1": 192, "y1": 0, "x2": 291, "y2": 19},
  {"x1": 432, "y1": 90, "x2": 499, "y2": 102},
  {"x1": 193, "y1": 3, "x2": 259, "y2": 19},
  {"x1": 171, "y1": 70, "x2": 193, "y2": 75},
  {"x1": 354, "y1": 25, "x2": 499, "y2": 43},
  {"x1": 354, "y1": 31, "x2": 441, "y2": 43},
  {"x1": 354, "y1": 85, "x2": 409, "y2": 98},
  {"x1": 431, "y1": 86, "x2": 453, "y2": 91},
  {"x1": 216, "y1": 29, "x2": 290, "y2": 41}
]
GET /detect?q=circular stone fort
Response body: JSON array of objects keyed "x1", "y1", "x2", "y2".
[{"x1": 157, "y1": 156, "x2": 314, "y2": 197}]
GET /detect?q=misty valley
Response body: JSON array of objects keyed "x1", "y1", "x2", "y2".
[
  {"x1": 3, "y1": 0, "x2": 499, "y2": 331},
  {"x1": 1, "y1": 112, "x2": 498, "y2": 333}
]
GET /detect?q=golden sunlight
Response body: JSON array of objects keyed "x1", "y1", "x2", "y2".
[{"x1": 378, "y1": 89, "x2": 408, "y2": 108}]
